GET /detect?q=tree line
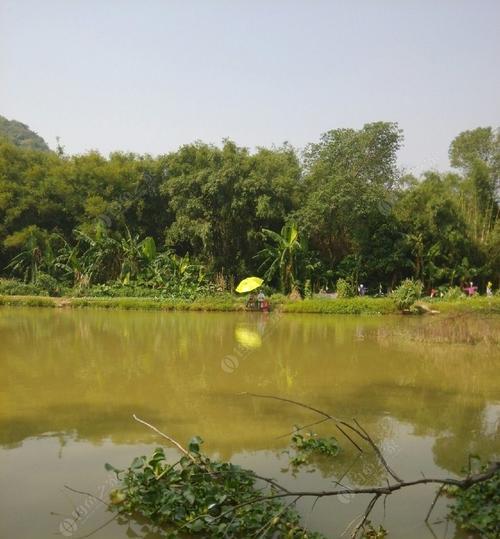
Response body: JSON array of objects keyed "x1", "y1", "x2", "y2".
[{"x1": 0, "y1": 122, "x2": 498, "y2": 295}]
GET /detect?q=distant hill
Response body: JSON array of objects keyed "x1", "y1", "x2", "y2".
[{"x1": 0, "y1": 115, "x2": 50, "y2": 152}]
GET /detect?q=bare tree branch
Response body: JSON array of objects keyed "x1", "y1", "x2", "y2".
[
  {"x1": 172, "y1": 461, "x2": 500, "y2": 535},
  {"x1": 245, "y1": 392, "x2": 403, "y2": 483},
  {"x1": 351, "y1": 493, "x2": 381, "y2": 539},
  {"x1": 249, "y1": 472, "x2": 291, "y2": 494},
  {"x1": 276, "y1": 417, "x2": 330, "y2": 439},
  {"x1": 242, "y1": 392, "x2": 364, "y2": 452},
  {"x1": 254, "y1": 496, "x2": 301, "y2": 538},
  {"x1": 425, "y1": 484, "x2": 445, "y2": 523},
  {"x1": 64, "y1": 485, "x2": 109, "y2": 506},
  {"x1": 352, "y1": 418, "x2": 403, "y2": 483},
  {"x1": 132, "y1": 414, "x2": 196, "y2": 464}
]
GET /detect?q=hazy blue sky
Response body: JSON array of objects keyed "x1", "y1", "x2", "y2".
[{"x1": 1, "y1": 0, "x2": 499, "y2": 172}]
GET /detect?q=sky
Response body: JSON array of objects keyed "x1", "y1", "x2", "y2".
[{"x1": 1, "y1": 0, "x2": 499, "y2": 173}]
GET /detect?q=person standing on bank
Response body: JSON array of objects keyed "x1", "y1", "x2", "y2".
[{"x1": 257, "y1": 289, "x2": 266, "y2": 310}]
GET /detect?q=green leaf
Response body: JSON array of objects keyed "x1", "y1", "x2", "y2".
[
  {"x1": 188, "y1": 518, "x2": 204, "y2": 532},
  {"x1": 188, "y1": 436, "x2": 203, "y2": 453},
  {"x1": 131, "y1": 456, "x2": 145, "y2": 469},
  {"x1": 183, "y1": 489, "x2": 195, "y2": 505}
]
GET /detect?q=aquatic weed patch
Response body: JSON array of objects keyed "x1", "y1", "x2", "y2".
[
  {"x1": 288, "y1": 430, "x2": 340, "y2": 468},
  {"x1": 107, "y1": 441, "x2": 326, "y2": 538}
]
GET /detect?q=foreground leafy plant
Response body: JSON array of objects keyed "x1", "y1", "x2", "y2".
[
  {"x1": 101, "y1": 410, "x2": 498, "y2": 539},
  {"x1": 447, "y1": 464, "x2": 500, "y2": 538},
  {"x1": 107, "y1": 438, "x2": 326, "y2": 538}
]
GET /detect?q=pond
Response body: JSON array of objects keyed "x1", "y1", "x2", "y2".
[{"x1": 0, "y1": 307, "x2": 498, "y2": 538}]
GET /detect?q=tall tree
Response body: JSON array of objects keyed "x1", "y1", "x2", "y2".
[
  {"x1": 296, "y1": 122, "x2": 403, "y2": 273},
  {"x1": 162, "y1": 140, "x2": 301, "y2": 276},
  {"x1": 394, "y1": 172, "x2": 480, "y2": 287},
  {"x1": 449, "y1": 127, "x2": 499, "y2": 245}
]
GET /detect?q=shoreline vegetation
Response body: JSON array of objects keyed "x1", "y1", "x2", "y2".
[
  {"x1": 1, "y1": 292, "x2": 499, "y2": 315},
  {"x1": 0, "y1": 124, "x2": 499, "y2": 313}
]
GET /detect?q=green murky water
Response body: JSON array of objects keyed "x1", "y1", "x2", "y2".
[{"x1": 0, "y1": 307, "x2": 498, "y2": 538}]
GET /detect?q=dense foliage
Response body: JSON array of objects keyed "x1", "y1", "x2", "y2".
[
  {"x1": 107, "y1": 440, "x2": 327, "y2": 538},
  {"x1": 0, "y1": 122, "x2": 498, "y2": 295},
  {"x1": 448, "y1": 466, "x2": 500, "y2": 538},
  {"x1": 109, "y1": 437, "x2": 498, "y2": 538},
  {"x1": 391, "y1": 278, "x2": 423, "y2": 311}
]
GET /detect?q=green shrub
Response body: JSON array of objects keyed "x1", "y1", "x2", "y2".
[
  {"x1": 35, "y1": 272, "x2": 63, "y2": 296},
  {"x1": 391, "y1": 279, "x2": 423, "y2": 311},
  {"x1": 336, "y1": 278, "x2": 356, "y2": 298},
  {"x1": 0, "y1": 278, "x2": 48, "y2": 296},
  {"x1": 0, "y1": 275, "x2": 66, "y2": 297},
  {"x1": 443, "y1": 286, "x2": 466, "y2": 300}
]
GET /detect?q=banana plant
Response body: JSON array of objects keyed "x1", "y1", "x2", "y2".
[
  {"x1": 6, "y1": 232, "x2": 43, "y2": 283},
  {"x1": 74, "y1": 223, "x2": 123, "y2": 284},
  {"x1": 255, "y1": 222, "x2": 302, "y2": 294}
]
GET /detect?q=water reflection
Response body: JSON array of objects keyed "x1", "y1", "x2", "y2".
[
  {"x1": 234, "y1": 325, "x2": 263, "y2": 349},
  {"x1": 0, "y1": 307, "x2": 498, "y2": 539}
]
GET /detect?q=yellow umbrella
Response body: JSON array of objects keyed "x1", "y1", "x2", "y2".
[{"x1": 235, "y1": 276, "x2": 263, "y2": 294}]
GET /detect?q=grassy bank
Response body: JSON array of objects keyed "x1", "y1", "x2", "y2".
[
  {"x1": 1, "y1": 293, "x2": 499, "y2": 315},
  {"x1": 0, "y1": 294, "x2": 246, "y2": 311},
  {"x1": 425, "y1": 296, "x2": 500, "y2": 314},
  {"x1": 281, "y1": 297, "x2": 398, "y2": 314}
]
